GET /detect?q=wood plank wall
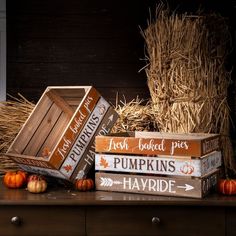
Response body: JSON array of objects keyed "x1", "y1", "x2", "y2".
[
  {"x1": 7, "y1": 0, "x2": 154, "y2": 104},
  {"x1": 6, "y1": 0, "x2": 236, "y2": 106}
]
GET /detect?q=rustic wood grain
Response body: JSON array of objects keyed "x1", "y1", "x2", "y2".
[
  {"x1": 227, "y1": 208, "x2": 236, "y2": 236},
  {"x1": 95, "y1": 133, "x2": 220, "y2": 157},
  {"x1": 5, "y1": 87, "x2": 104, "y2": 177},
  {"x1": 36, "y1": 112, "x2": 71, "y2": 157},
  {"x1": 87, "y1": 206, "x2": 225, "y2": 236},
  {"x1": 6, "y1": 95, "x2": 53, "y2": 154},
  {"x1": 0, "y1": 205, "x2": 86, "y2": 236},
  {"x1": 46, "y1": 89, "x2": 74, "y2": 117},
  {"x1": 6, "y1": 0, "x2": 150, "y2": 102},
  {"x1": 95, "y1": 171, "x2": 219, "y2": 198},
  {"x1": 22, "y1": 103, "x2": 62, "y2": 156}
]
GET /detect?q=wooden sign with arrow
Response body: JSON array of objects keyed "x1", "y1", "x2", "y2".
[{"x1": 95, "y1": 170, "x2": 219, "y2": 198}]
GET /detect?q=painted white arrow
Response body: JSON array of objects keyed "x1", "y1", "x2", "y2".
[
  {"x1": 100, "y1": 177, "x2": 122, "y2": 187},
  {"x1": 177, "y1": 184, "x2": 194, "y2": 191},
  {"x1": 106, "y1": 114, "x2": 114, "y2": 125},
  {"x1": 76, "y1": 170, "x2": 85, "y2": 179}
]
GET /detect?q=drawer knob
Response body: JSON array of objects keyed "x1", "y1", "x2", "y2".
[
  {"x1": 152, "y1": 216, "x2": 161, "y2": 225},
  {"x1": 11, "y1": 216, "x2": 21, "y2": 226}
]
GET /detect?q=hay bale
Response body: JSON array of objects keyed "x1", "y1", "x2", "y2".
[
  {"x1": 0, "y1": 94, "x2": 35, "y2": 174},
  {"x1": 141, "y1": 6, "x2": 235, "y2": 174},
  {"x1": 112, "y1": 97, "x2": 157, "y2": 133}
]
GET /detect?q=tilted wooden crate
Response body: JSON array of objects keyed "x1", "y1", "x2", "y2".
[{"x1": 6, "y1": 86, "x2": 118, "y2": 181}]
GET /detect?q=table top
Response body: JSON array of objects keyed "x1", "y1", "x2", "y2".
[{"x1": 1, "y1": 179, "x2": 236, "y2": 207}]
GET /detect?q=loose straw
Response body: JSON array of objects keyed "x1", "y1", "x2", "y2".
[
  {"x1": 0, "y1": 94, "x2": 35, "y2": 173},
  {"x1": 112, "y1": 96, "x2": 157, "y2": 133}
]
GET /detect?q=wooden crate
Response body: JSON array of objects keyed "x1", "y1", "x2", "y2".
[
  {"x1": 95, "y1": 151, "x2": 222, "y2": 177},
  {"x1": 95, "y1": 131, "x2": 221, "y2": 198},
  {"x1": 95, "y1": 131, "x2": 220, "y2": 157},
  {"x1": 6, "y1": 86, "x2": 118, "y2": 181},
  {"x1": 95, "y1": 170, "x2": 219, "y2": 198}
]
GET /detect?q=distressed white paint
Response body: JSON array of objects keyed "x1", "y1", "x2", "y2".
[
  {"x1": 95, "y1": 151, "x2": 221, "y2": 177},
  {"x1": 18, "y1": 164, "x2": 67, "y2": 180},
  {"x1": 60, "y1": 97, "x2": 110, "y2": 178}
]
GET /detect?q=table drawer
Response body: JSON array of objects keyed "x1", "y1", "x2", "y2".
[
  {"x1": 0, "y1": 206, "x2": 85, "y2": 236},
  {"x1": 87, "y1": 206, "x2": 225, "y2": 236},
  {"x1": 226, "y1": 208, "x2": 236, "y2": 236}
]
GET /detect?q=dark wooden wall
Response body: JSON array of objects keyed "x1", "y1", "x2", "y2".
[
  {"x1": 7, "y1": 0, "x2": 154, "y2": 104},
  {"x1": 6, "y1": 0, "x2": 236, "y2": 105}
]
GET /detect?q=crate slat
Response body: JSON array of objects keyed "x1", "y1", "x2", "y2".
[
  {"x1": 66, "y1": 98, "x2": 85, "y2": 107},
  {"x1": 95, "y1": 133, "x2": 220, "y2": 157},
  {"x1": 50, "y1": 87, "x2": 88, "y2": 98},
  {"x1": 7, "y1": 153, "x2": 53, "y2": 169},
  {"x1": 22, "y1": 103, "x2": 63, "y2": 156},
  {"x1": 36, "y1": 112, "x2": 71, "y2": 157},
  {"x1": 7, "y1": 95, "x2": 53, "y2": 154},
  {"x1": 46, "y1": 89, "x2": 74, "y2": 118}
]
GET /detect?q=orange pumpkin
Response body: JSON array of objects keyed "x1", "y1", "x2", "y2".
[
  {"x1": 27, "y1": 174, "x2": 46, "y2": 182},
  {"x1": 27, "y1": 175, "x2": 47, "y2": 193},
  {"x1": 218, "y1": 179, "x2": 236, "y2": 195},
  {"x1": 75, "y1": 178, "x2": 94, "y2": 191},
  {"x1": 3, "y1": 170, "x2": 27, "y2": 188}
]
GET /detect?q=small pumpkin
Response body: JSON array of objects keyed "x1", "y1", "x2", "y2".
[
  {"x1": 27, "y1": 175, "x2": 47, "y2": 193},
  {"x1": 27, "y1": 174, "x2": 46, "y2": 182},
  {"x1": 218, "y1": 179, "x2": 236, "y2": 195},
  {"x1": 180, "y1": 162, "x2": 194, "y2": 175},
  {"x1": 3, "y1": 170, "x2": 28, "y2": 189},
  {"x1": 75, "y1": 178, "x2": 94, "y2": 191}
]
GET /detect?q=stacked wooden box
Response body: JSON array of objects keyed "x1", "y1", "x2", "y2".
[
  {"x1": 95, "y1": 131, "x2": 221, "y2": 198},
  {"x1": 6, "y1": 86, "x2": 119, "y2": 182}
]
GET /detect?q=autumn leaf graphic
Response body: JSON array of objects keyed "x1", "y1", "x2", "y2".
[
  {"x1": 41, "y1": 146, "x2": 51, "y2": 158},
  {"x1": 63, "y1": 165, "x2": 73, "y2": 173},
  {"x1": 100, "y1": 157, "x2": 109, "y2": 168}
]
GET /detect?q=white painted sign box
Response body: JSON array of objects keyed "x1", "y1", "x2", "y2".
[
  {"x1": 95, "y1": 151, "x2": 221, "y2": 177},
  {"x1": 59, "y1": 97, "x2": 110, "y2": 178}
]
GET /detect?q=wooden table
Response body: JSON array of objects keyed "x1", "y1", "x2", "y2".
[{"x1": 0, "y1": 180, "x2": 235, "y2": 236}]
